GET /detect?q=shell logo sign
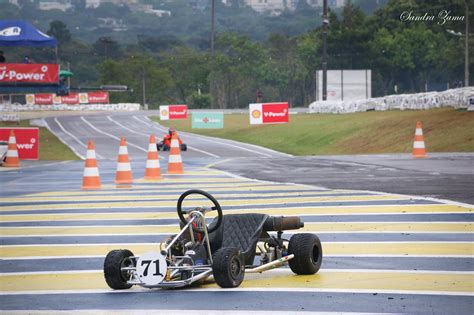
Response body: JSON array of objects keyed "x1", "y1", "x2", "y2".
[
  {"x1": 249, "y1": 102, "x2": 289, "y2": 125},
  {"x1": 251, "y1": 109, "x2": 261, "y2": 119},
  {"x1": 159, "y1": 105, "x2": 188, "y2": 120}
]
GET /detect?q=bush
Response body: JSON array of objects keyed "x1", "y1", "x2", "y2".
[{"x1": 189, "y1": 92, "x2": 212, "y2": 109}]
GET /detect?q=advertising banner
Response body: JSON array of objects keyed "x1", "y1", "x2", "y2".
[
  {"x1": 34, "y1": 93, "x2": 53, "y2": 105},
  {"x1": 0, "y1": 127, "x2": 39, "y2": 160},
  {"x1": 160, "y1": 105, "x2": 188, "y2": 120},
  {"x1": 0, "y1": 63, "x2": 59, "y2": 84},
  {"x1": 87, "y1": 91, "x2": 109, "y2": 104},
  {"x1": 249, "y1": 102, "x2": 289, "y2": 125},
  {"x1": 25, "y1": 92, "x2": 108, "y2": 105},
  {"x1": 192, "y1": 112, "x2": 224, "y2": 129}
]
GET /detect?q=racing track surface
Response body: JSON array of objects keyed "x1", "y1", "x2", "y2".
[{"x1": 0, "y1": 112, "x2": 473, "y2": 314}]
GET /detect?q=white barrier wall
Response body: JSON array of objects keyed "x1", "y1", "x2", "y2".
[
  {"x1": 0, "y1": 103, "x2": 141, "y2": 112},
  {"x1": 309, "y1": 88, "x2": 474, "y2": 114}
]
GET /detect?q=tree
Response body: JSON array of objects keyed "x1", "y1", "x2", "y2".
[
  {"x1": 47, "y1": 21, "x2": 71, "y2": 44},
  {"x1": 93, "y1": 37, "x2": 122, "y2": 59}
]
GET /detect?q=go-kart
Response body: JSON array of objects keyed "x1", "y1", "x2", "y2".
[
  {"x1": 104, "y1": 189, "x2": 323, "y2": 289},
  {"x1": 157, "y1": 140, "x2": 187, "y2": 152}
]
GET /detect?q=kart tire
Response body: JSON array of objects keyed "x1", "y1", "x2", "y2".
[
  {"x1": 163, "y1": 145, "x2": 170, "y2": 151},
  {"x1": 212, "y1": 247, "x2": 245, "y2": 288},
  {"x1": 104, "y1": 249, "x2": 135, "y2": 290},
  {"x1": 180, "y1": 144, "x2": 187, "y2": 151},
  {"x1": 288, "y1": 233, "x2": 322, "y2": 275}
]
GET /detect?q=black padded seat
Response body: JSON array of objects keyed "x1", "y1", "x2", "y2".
[{"x1": 210, "y1": 213, "x2": 268, "y2": 265}]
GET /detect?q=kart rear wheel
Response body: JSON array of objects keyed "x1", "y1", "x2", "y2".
[
  {"x1": 104, "y1": 249, "x2": 135, "y2": 290},
  {"x1": 212, "y1": 247, "x2": 245, "y2": 288},
  {"x1": 180, "y1": 144, "x2": 187, "y2": 151},
  {"x1": 288, "y1": 233, "x2": 322, "y2": 275}
]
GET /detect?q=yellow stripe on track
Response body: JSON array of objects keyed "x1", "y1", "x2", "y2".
[
  {"x1": 0, "y1": 190, "x2": 344, "y2": 203},
  {"x1": 1, "y1": 270, "x2": 472, "y2": 294},
  {"x1": 1, "y1": 205, "x2": 470, "y2": 223},
  {"x1": 23, "y1": 184, "x2": 316, "y2": 198},
  {"x1": 303, "y1": 222, "x2": 474, "y2": 233},
  {"x1": 1, "y1": 222, "x2": 472, "y2": 236},
  {"x1": 2, "y1": 242, "x2": 472, "y2": 258},
  {"x1": 0, "y1": 195, "x2": 406, "y2": 212}
]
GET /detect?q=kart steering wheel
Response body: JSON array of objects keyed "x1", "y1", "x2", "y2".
[{"x1": 177, "y1": 189, "x2": 223, "y2": 233}]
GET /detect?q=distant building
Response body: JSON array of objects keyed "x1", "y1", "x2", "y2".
[
  {"x1": 229, "y1": 0, "x2": 346, "y2": 15},
  {"x1": 38, "y1": 1, "x2": 72, "y2": 11},
  {"x1": 85, "y1": 0, "x2": 138, "y2": 9}
]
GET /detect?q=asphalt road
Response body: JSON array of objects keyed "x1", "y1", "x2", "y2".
[
  {"x1": 0, "y1": 111, "x2": 472, "y2": 314},
  {"x1": 43, "y1": 112, "x2": 474, "y2": 205}
]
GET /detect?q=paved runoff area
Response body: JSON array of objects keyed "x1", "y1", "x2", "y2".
[
  {"x1": 1, "y1": 164, "x2": 473, "y2": 313},
  {"x1": 0, "y1": 113, "x2": 473, "y2": 313}
]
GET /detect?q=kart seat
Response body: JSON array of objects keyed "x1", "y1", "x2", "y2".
[{"x1": 209, "y1": 213, "x2": 268, "y2": 265}]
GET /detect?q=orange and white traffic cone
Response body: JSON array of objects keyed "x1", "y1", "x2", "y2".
[
  {"x1": 412, "y1": 120, "x2": 427, "y2": 158},
  {"x1": 81, "y1": 140, "x2": 101, "y2": 190},
  {"x1": 115, "y1": 137, "x2": 133, "y2": 184},
  {"x1": 167, "y1": 132, "x2": 183, "y2": 174},
  {"x1": 145, "y1": 134, "x2": 161, "y2": 180},
  {"x1": 3, "y1": 130, "x2": 20, "y2": 167}
]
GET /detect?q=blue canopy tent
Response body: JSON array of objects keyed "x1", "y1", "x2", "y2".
[
  {"x1": 0, "y1": 20, "x2": 57, "y2": 47},
  {"x1": 0, "y1": 20, "x2": 63, "y2": 95}
]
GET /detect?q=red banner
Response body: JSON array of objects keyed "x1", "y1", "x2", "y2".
[
  {"x1": 0, "y1": 63, "x2": 59, "y2": 84},
  {"x1": 0, "y1": 128, "x2": 39, "y2": 160},
  {"x1": 262, "y1": 103, "x2": 289, "y2": 123},
  {"x1": 87, "y1": 91, "x2": 109, "y2": 104},
  {"x1": 34, "y1": 94, "x2": 53, "y2": 105},
  {"x1": 249, "y1": 102, "x2": 288, "y2": 124},
  {"x1": 61, "y1": 93, "x2": 80, "y2": 105},
  {"x1": 169, "y1": 105, "x2": 188, "y2": 119}
]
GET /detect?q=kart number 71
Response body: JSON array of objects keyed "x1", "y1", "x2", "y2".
[{"x1": 136, "y1": 251, "x2": 168, "y2": 286}]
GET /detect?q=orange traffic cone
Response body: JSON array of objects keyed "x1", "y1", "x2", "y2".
[
  {"x1": 3, "y1": 130, "x2": 20, "y2": 167},
  {"x1": 81, "y1": 140, "x2": 101, "y2": 190},
  {"x1": 412, "y1": 120, "x2": 427, "y2": 158},
  {"x1": 145, "y1": 134, "x2": 161, "y2": 180},
  {"x1": 167, "y1": 131, "x2": 183, "y2": 174},
  {"x1": 115, "y1": 137, "x2": 133, "y2": 184}
]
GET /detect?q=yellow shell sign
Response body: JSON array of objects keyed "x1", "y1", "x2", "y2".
[{"x1": 251, "y1": 109, "x2": 261, "y2": 119}]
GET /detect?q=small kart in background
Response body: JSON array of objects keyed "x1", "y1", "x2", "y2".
[
  {"x1": 157, "y1": 127, "x2": 187, "y2": 151},
  {"x1": 156, "y1": 140, "x2": 187, "y2": 152},
  {"x1": 104, "y1": 190, "x2": 323, "y2": 290}
]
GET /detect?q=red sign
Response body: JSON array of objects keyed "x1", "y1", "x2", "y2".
[
  {"x1": 249, "y1": 102, "x2": 288, "y2": 124},
  {"x1": 87, "y1": 91, "x2": 109, "y2": 104},
  {"x1": 262, "y1": 103, "x2": 288, "y2": 123},
  {"x1": 0, "y1": 128, "x2": 39, "y2": 160},
  {"x1": 0, "y1": 63, "x2": 59, "y2": 84},
  {"x1": 34, "y1": 94, "x2": 53, "y2": 105},
  {"x1": 167, "y1": 105, "x2": 188, "y2": 120},
  {"x1": 61, "y1": 93, "x2": 80, "y2": 105}
]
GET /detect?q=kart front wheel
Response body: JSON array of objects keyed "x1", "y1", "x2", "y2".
[
  {"x1": 212, "y1": 247, "x2": 245, "y2": 288},
  {"x1": 288, "y1": 233, "x2": 322, "y2": 275},
  {"x1": 104, "y1": 249, "x2": 135, "y2": 290}
]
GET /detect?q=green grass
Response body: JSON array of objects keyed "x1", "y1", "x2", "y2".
[
  {"x1": 152, "y1": 108, "x2": 474, "y2": 155},
  {"x1": 0, "y1": 121, "x2": 80, "y2": 161}
]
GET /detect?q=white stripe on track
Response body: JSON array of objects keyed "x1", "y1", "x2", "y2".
[
  {"x1": 0, "y1": 287, "x2": 472, "y2": 297},
  {"x1": 136, "y1": 116, "x2": 281, "y2": 158},
  {"x1": 80, "y1": 116, "x2": 147, "y2": 153},
  {"x1": 131, "y1": 116, "x2": 220, "y2": 158},
  {"x1": 43, "y1": 118, "x2": 88, "y2": 160}
]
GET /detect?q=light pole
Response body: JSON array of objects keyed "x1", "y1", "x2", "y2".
[
  {"x1": 322, "y1": 0, "x2": 328, "y2": 100},
  {"x1": 447, "y1": 2, "x2": 470, "y2": 87},
  {"x1": 464, "y1": 0, "x2": 469, "y2": 87}
]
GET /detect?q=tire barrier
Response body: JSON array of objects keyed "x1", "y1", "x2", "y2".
[
  {"x1": 309, "y1": 87, "x2": 474, "y2": 114},
  {"x1": 0, "y1": 103, "x2": 141, "y2": 112}
]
